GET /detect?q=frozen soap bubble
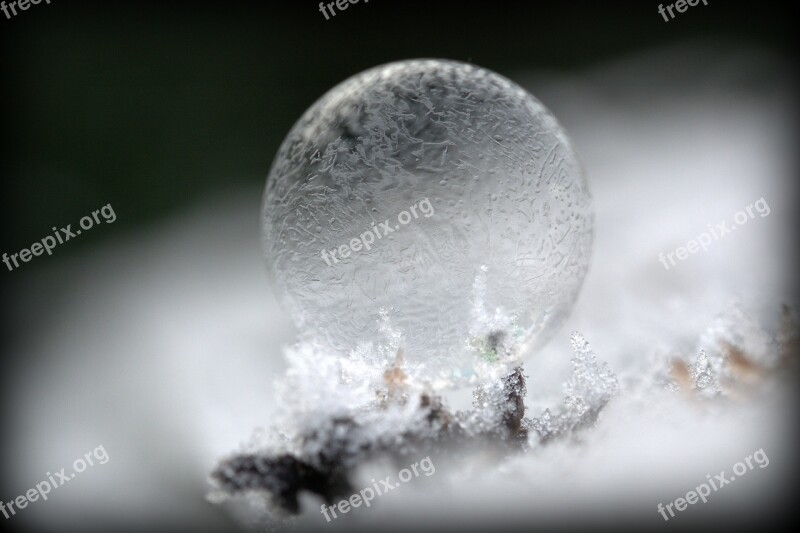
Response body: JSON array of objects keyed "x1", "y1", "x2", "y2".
[{"x1": 262, "y1": 59, "x2": 592, "y2": 387}]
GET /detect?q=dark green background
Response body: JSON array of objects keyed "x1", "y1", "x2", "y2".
[{"x1": 0, "y1": 0, "x2": 794, "y2": 265}]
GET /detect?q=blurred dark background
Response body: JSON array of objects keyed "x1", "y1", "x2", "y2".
[{"x1": 0, "y1": 0, "x2": 794, "y2": 264}]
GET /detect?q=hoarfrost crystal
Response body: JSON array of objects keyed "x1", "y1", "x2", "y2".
[{"x1": 262, "y1": 59, "x2": 593, "y2": 386}]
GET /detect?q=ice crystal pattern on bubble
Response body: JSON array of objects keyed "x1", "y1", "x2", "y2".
[{"x1": 261, "y1": 60, "x2": 593, "y2": 385}]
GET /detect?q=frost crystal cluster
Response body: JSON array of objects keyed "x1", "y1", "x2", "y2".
[
  {"x1": 261, "y1": 59, "x2": 593, "y2": 386},
  {"x1": 210, "y1": 331, "x2": 620, "y2": 521},
  {"x1": 530, "y1": 333, "x2": 618, "y2": 442}
]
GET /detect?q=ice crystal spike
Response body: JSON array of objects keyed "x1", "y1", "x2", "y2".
[
  {"x1": 688, "y1": 349, "x2": 718, "y2": 394},
  {"x1": 262, "y1": 59, "x2": 593, "y2": 386},
  {"x1": 531, "y1": 333, "x2": 618, "y2": 443}
]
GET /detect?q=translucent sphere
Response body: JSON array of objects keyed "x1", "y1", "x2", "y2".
[{"x1": 262, "y1": 60, "x2": 592, "y2": 386}]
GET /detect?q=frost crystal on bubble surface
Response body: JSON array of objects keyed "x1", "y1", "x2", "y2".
[{"x1": 261, "y1": 59, "x2": 593, "y2": 386}]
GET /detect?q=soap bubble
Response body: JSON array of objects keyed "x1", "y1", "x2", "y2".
[{"x1": 262, "y1": 59, "x2": 592, "y2": 387}]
